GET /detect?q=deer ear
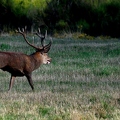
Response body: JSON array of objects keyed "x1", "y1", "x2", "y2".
[
  {"x1": 43, "y1": 40, "x2": 52, "y2": 53},
  {"x1": 43, "y1": 47, "x2": 51, "y2": 53}
]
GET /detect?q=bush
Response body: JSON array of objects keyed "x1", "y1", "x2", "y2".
[
  {"x1": 56, "y1": 20, "x2": 69, "y2": 31},
  {"x1": 1, "y1": 0, "x2": 120, "y2": 37}
]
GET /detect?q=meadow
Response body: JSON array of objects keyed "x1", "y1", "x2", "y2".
[{"x1": 0, "y1": 35, "x2": 120, "y2": 120}]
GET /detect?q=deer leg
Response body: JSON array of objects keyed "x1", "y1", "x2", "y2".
[
  {"x1": 26, "y1": 74, "x2": 34, "y2": 91},
  {"x1": 8, "y1": 75, "x2": 16, "y2": 91}
]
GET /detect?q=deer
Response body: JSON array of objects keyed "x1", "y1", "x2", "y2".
[{"x1": 0, "y1": 27, "x2": 52, "y2": 91}]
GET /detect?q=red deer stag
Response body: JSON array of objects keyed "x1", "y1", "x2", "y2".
[{"x1": 0, "y1": 28, "x2": 52, "y2": 91}]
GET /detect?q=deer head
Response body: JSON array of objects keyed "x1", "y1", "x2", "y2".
[{"x1": 16, "y1": 27, "x2": 52, "y2": 65}]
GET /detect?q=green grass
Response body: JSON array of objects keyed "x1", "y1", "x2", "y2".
[{"x1": 0, "y1": 36, "x2": 120, "y2": 120}]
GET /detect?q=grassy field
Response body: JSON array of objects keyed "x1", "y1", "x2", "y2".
[{"x1": 0, "y1": 35, "x2": 120, "y2": 120}]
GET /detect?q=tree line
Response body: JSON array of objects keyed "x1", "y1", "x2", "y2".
[{"x1": 0, "y1": 0, "x2": 120, "y2": 37}]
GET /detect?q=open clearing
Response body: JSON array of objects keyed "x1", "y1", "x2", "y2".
[{"x1": 0, "y1": 36, "x2": 120, "y2": 120}]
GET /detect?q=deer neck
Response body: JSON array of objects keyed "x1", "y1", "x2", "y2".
[{"x1": 30, "y1": 52, "x2": 43, "y2": 70}]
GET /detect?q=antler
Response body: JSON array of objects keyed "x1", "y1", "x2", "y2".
[
  {"x1": 35, "y1": 28, "x2": 45, "y2": 47},
  {"x1": 16, "y1": 27, "x2": 40, "y2": 50},
  {"x1": 35, "y1": 28, "x2": 52, "y2": 53},
  {"x1": 16, "y1": 27, "x2": 52, "y2": 52}
]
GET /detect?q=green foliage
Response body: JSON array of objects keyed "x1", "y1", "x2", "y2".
[
  {"x1": 1, "y1": 0, "x2": 120, "y2": 37},
  {"x1": 94, "y1": 1, "x2": 120, "y2": 37},
  {"x1": 43, "y1": 0, "x2": 120, "y2": 37},
  {"x1": 56, "y1": 20, "x2": 69, "y2": 31},
  {"x1": 0, "y1": 0, "x2": 49, "y2": 30},
  {"x1": 76, "y1": 20, "x2": 89, "y2": 32}
]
